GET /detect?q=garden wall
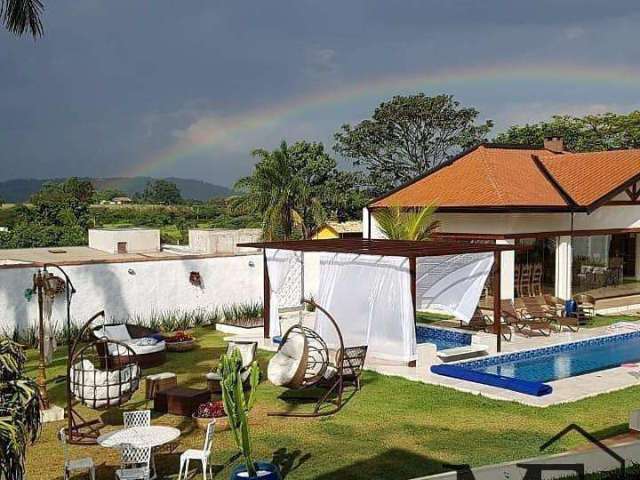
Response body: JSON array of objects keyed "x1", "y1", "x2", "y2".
[{"x1": 0, "y1": 253, "x2": 263, "y2": 335}]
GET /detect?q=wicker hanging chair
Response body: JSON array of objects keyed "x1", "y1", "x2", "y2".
[{"x1": 66, "y1": 311, "x2": 141, "y2": 444}]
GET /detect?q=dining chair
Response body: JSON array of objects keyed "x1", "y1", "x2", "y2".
[
  {"x1": 178, "y1": 421, "x2": 215, "y2": 480},
  {"x1": 123, "y1": 410, "x2": 151, "y2": 428},
  {"x1": 59, "y1": 428, "x2": 96, "y2": 480},
  {"x1": 116, "y1": 444, "x2": 152, "y2": 480}
]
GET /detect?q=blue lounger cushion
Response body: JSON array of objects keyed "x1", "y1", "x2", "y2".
[{"x1": 431, "y1": 364, "x2": 553, "y2": 397}]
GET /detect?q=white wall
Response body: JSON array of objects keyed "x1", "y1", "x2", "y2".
[
  {"x1": 0, "y1": 254, "x2": 263, "y2": 335},
  {"x1": 88, "y1": 229, "x2": 160, "y2": 254}
]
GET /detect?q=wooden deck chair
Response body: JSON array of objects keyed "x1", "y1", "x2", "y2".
[{"x1": 518, "y1": 297, "x2": 554, "y2": 336}]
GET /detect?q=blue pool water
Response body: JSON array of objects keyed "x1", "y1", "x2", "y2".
[
  {"x1": 461, "y1": 332, "x2": 640, "y2": 383},
  {"x1": 416, "y1": 326, "x2": 471, "y2": 351}
]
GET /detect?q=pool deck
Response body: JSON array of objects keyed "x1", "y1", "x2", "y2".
[{"x1": 367, "y1": 324, "x2": 640, "y2": 407}]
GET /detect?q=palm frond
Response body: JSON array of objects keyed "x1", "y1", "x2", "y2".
[
  {"x1": 373, "y1": 205, "x2": 440, "y2": 241},
  {"x1": 1, "y1": 0, "x2": 44, "y2": 37}
]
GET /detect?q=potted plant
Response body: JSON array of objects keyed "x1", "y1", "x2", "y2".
[
  {"x1": 164, "y1": 330, "x2": 196, "y2": 352},
  {"x1": 193, "y1": 400, "x2": 230, "y2": 431},
  {"x1": 0, "y1": 336, "x2": 42, "y2": 480},
  {"x1": 220, "y1": 349, "x2": 280, "y2": 480}
]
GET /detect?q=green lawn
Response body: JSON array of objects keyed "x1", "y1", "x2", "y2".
[{"x1": 26, "y1": 327, "x2": 640, "y2": 480}]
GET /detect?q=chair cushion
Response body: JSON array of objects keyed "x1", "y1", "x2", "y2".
[
  {"x1": 94, "y1": 324, "x2": 131, "y2": 342},
  {"x1": 70, "y1": 360, "x2": 139, "y2": 408},
  {"x1": 228, "y1": 342, "x2": 256, "y2": 368},
  {"x1": 108, "y1": 339, "x2": 166, "y2": 356},
  {"x1": 267, "y1": 331, "x2": 305, "y2": 387}
]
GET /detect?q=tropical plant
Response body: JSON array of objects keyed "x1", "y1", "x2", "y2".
[
  {"x1": 373, "y1": 204, "x2": 440, "y2": 240},
  {"x1": 0, "y1": 337, "x2": 42, "y2": 480},
  {"x1": 232, "y1": 141, "x2": 328, "y2": 240},
  {"x1": 220, "y1": 349, "x2": 261, "y2": 477},
  {"x1": 1, "y1": 0, "x2": 44, "y2": 37}
]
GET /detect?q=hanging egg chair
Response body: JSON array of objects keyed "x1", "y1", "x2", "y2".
[{"x1": 66, "y1": 311, "x2": 141, "y2": 444}]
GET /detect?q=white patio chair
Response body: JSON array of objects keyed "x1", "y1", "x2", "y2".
[
  {"x1": 59, "y1": 428, "x2": 96, "y2": 480},
  {"x1": 123, "y1": 409, "x2": 151, "y2": 428},
  {"x1": 116, "y1": 444, "x2": 152, "y2": 480},
  {"x1": 178, "y1": 421, "x2": 215, "y2": 480}
]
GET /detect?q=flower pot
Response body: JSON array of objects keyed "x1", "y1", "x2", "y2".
[
  {"x1": 192, "y1": 414, "x2": 230, "y2": 432},
  {"x1": 230, "y1": 462, "x2": 281, "y2": 480},
  {"x1": 166, "y1": 339, "x2": 196, "y2": 352}
]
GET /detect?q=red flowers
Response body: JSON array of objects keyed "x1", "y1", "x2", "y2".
[
  {"x1": 165, "y1": 331, "x2": 193, "y2": 343},
  {"x1": 195, "y1": 401, "x2": 226, "y2": 419}
]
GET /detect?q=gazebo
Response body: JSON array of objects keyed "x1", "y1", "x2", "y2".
[{"x1": 240, "y1": 238, "x2": 517, "y2": 360}]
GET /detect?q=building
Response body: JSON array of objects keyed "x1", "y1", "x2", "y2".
[
  {"x1": 363, "y1": 137, "x2": 640, "y2": 312},
  {"x1": 313, "y1": 221, "x2": 363, "y2": 239}
]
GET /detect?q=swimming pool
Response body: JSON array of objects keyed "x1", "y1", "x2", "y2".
[
  {"x1": 460, "y1": 331, "x2": 640, "y2": 383},
  {"x1": 416, "y1": 326, "x2": 471, "y2": 351}
]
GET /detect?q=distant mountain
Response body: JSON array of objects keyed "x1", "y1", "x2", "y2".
[{"x1": 0, "y1": 177, "x2": 232, "y2": 203}]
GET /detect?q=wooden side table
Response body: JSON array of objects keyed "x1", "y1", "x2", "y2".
[
  {"x1": 145, "y1": 372, "x2": 177, "y2": 400},
  {"x1": 154, "y1": 386, "x2": 210, "y2": 417}
]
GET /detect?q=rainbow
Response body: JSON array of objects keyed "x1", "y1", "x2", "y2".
[{"x1": 120, "y1": 62, "x2": 640, "y2": 182}]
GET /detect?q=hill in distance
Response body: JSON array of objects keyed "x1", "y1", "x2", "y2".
[{"x1": 0, "y1": 177, "x2": 232, "y2": 203}]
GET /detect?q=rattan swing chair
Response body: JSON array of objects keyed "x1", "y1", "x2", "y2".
[
  {"x1": 66, "y1": 311, "x2": 141, "y2": 444},
  {"x1": 267, "y1": 299, "x2": 368, "y2": 418}
]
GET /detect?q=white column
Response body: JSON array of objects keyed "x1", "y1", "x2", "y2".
[
  {"x1": 362, "y1": 207, "x2": 370, "y2": 239},
  {"x1": 635, "y1": 234, "x2": 640, "y2": 280},
  {"x1": 555, "y1": 235, "x2": 572, "y2": 300},
  {"x1": 496, "y1": 239, "x2": 515, "y2": 299}
]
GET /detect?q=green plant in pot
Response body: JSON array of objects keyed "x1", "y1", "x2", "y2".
[
  {"x1": 221, "y1": 349, "x2": 280, "y2": 480},
  {"x1": 0, "y1": 336, "x2": 42, "y2": 480}
]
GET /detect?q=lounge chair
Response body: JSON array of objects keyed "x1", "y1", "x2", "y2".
[
  {"x1": 206, "y1": 340, "x2": 257, "y2": 393},
  {"x1": 468, "y1": 307, "x2": 512, "y2": 341},
  {"x1": 573, "y1": 293, "x2": 596, "y2": 319},
  {"x1": 92, "y1": 323, "x2": 166, "y2": 369},
  {"x1": 516, "y1": 297, "x2": 554, "y2": 336},
  {"x1": 543, "y1": 295, "x2": 580, "y2": 332}
]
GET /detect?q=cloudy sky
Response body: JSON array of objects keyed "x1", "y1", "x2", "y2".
[{"x1": 2, "y1": 1, "x2": 640, "y2": 187}]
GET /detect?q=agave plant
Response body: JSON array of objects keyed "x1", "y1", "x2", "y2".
[
  {"x1": 0, "y1": 337, "x2": 42, "y2": 480},
  {"x1": 373, "y1": 204, "x2": 440, "y2": 240},
  {"x1": 220, "y1": 348, "x2": 260, "y2": 477}
]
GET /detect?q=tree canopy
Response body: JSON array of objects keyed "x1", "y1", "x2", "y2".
[
  {"x1": 494, "y1": 111, "x2": 640, "y2": 152},
  {"x1": 334, "y1": 94, "x2": 493, "y2": 194},
  {"x1": 139, "y1": 179, "x2": 183, "y2": 205}
]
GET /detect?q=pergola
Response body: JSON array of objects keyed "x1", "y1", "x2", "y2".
[{"x1": 240, "y1": 238, "x2": 517, "y2": 354}]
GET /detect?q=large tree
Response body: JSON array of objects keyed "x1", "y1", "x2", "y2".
[
  {"x1": 334, "y1": 94, "x2": 493, "y2": 194},
  {"x1": 1, "y1": 0, "x2": 44, "y2": 37},
  {"x1": 494, "y1": 111, "x2": 640, "y2": 152},
  {"x1": 140, "y1": 179, "x2": 183, "y2": 205}
]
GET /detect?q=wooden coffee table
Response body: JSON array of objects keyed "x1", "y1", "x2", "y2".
[{"x1": 153, "y1": 386, "x2": 210, "y2": 416}]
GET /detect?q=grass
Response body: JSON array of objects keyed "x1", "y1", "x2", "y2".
[
  {"x1": 25, "y1": 327, "x2": 640, "y2": 480},
  {"x1": 416, "y1": 311, "x2": 453, "y2": 324},
  {"x1": 583, "y1": 314, "x2": 639, "y2": 329}
]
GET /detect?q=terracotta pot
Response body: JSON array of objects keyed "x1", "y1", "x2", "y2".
[
  {"x1": 166, "y1": 339, "x2": 196, "y2": 352},
  {"x1": 192, "y1": 414, "x2": 230, "y2": 431}
]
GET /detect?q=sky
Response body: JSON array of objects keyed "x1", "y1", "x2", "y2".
[{"x1": 2, "y1": 0, "x2": 640, "y2": 187}]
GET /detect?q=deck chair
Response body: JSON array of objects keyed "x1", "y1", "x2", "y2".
[
  {"x1": 544, "y1": 295, "x2": 580, "y2": 332},
  {"x1": 468, "y1": 307, "x2": 511, "y2": 341},
  {"x1": 517, "y1": 297, "x2": 554, "y2": 337}
]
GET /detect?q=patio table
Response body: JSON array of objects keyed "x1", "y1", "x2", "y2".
[{"x1": 97, "y1": 426, "x2": 180, "y2": 479}]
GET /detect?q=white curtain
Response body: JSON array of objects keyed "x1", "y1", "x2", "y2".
[
  {"x1": 416, "y1": 252, "x2": 494, "y2": 323},
  {"x1": 265, "y1": 249, "x2": 302, "y2": 338},
  {"x1": 315, "y1": 253, "x2": 416, "y2": 362}
]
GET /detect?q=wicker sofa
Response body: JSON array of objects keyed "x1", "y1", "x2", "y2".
[{"x1": 93, "y1": 323, "x2": 167, "y2": 369}]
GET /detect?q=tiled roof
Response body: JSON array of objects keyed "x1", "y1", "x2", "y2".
[
  {"x1": 538, "y1": 150, "x2": 640, "y2": 207},
  {"x1": 371, "y1": 145, "x2": 640, "y2": 212},
  {"x1": 372, "y1": 145, "x2": 566, "y2": 209}
]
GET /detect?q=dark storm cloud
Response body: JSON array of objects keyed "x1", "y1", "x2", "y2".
[{"x1": 1, "y1": 1, "x2": 640, "y2": 186}]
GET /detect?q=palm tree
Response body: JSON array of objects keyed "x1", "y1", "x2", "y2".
[
  {"x1": 1, "y1": 0, "x2": 44, "y2": 37},
  {"x1": 0, "y1": 337, "x2": 42, "y2": 480},
  {"x1": 232, "y1": 141, "x2": 326, "y2": 240},
  {"x1": 373, "y1": 204, "x2": 440, "y2": 240}
]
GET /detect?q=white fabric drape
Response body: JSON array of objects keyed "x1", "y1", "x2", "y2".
[
  {"x1": 416, "y1": 252, "x2": 494, "y2": 323},
  {"x1": 315, "y1": 253, "x2": 416, "y2": 362},
  {"x1": 265, "y1": 249, "x2": 302, "y2": 338}
]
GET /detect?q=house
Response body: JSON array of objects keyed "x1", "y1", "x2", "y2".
[
  {"x1": 112, "y1": 196, "x2": 132, "y2": 205},
  {"x1": 363, "y1": 137, "x2": 640, "y2": 312},
  {"x1": 313, "y1": 221, "x2": 363, "y2": 239}
]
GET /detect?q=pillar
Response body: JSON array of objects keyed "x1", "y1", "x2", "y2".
[
  {"x1": 555, "y1": 235, "x2": 572, "y2": 300},
  {"x1": 496, "y1": 239, "x2": 515, "y2": 299},
  {"x1": 635, "y1": 234, "x2": 640, "y2": 280}
]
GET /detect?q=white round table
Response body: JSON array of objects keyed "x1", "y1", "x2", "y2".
[{"x1": 98, "y1": 426, "x2": 180, "y2": 479}]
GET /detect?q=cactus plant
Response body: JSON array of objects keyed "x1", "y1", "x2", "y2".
[{"x1": 220, "y1": 348, "x2": 261, "y2": 478}]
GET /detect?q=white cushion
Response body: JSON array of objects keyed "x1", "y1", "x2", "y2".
[
  {"x1": 94, "y1": 324, "x2": 131, "y2": 342},
  {"x1": 108, "y1": 339, "x2": 166, "y2": 356},
  {"x1": 267, "y1": 331, "x2": 305, "y2": 387},
  {"x1": 70, "y1": 359, "x2": 139, "y2": 408},
  {"x1": 228, "y1": 342, "x2": 256, "y2": 368}
]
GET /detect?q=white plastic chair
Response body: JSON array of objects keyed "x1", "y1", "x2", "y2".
[
  {"x1": 59, "y1": 428, "x2": 96, "y2": 480},
  {"x1": 116, "y1": 444, "x2": 152, "y2": 480},
  {"x1": 178, "y1": 421, "x2": 215, "y2": 480},
  {"x1": 123, "y1": 410, "x2": 151, "y2": 428}
]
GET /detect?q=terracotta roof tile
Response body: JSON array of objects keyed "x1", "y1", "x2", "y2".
[
  {"x1": 372, "y1": 145, "x2": 566, "y2": 208},
  {"x1": 538, "y1": 150, "x2": 640, "y2": 207}
]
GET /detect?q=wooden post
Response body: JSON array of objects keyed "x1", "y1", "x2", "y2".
[
  {"x1": 493, "y1": 250, "x2": 502, "y2": 353},
  {"x1": 409, "y1": 256, "x2": 417, "y2": 367},
  {"x1": 263, "y1": 251, "x2": 270, "y2": 339},
  {"x1": 34, "y1": 271, "x2": 50, "y2": 410}
]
